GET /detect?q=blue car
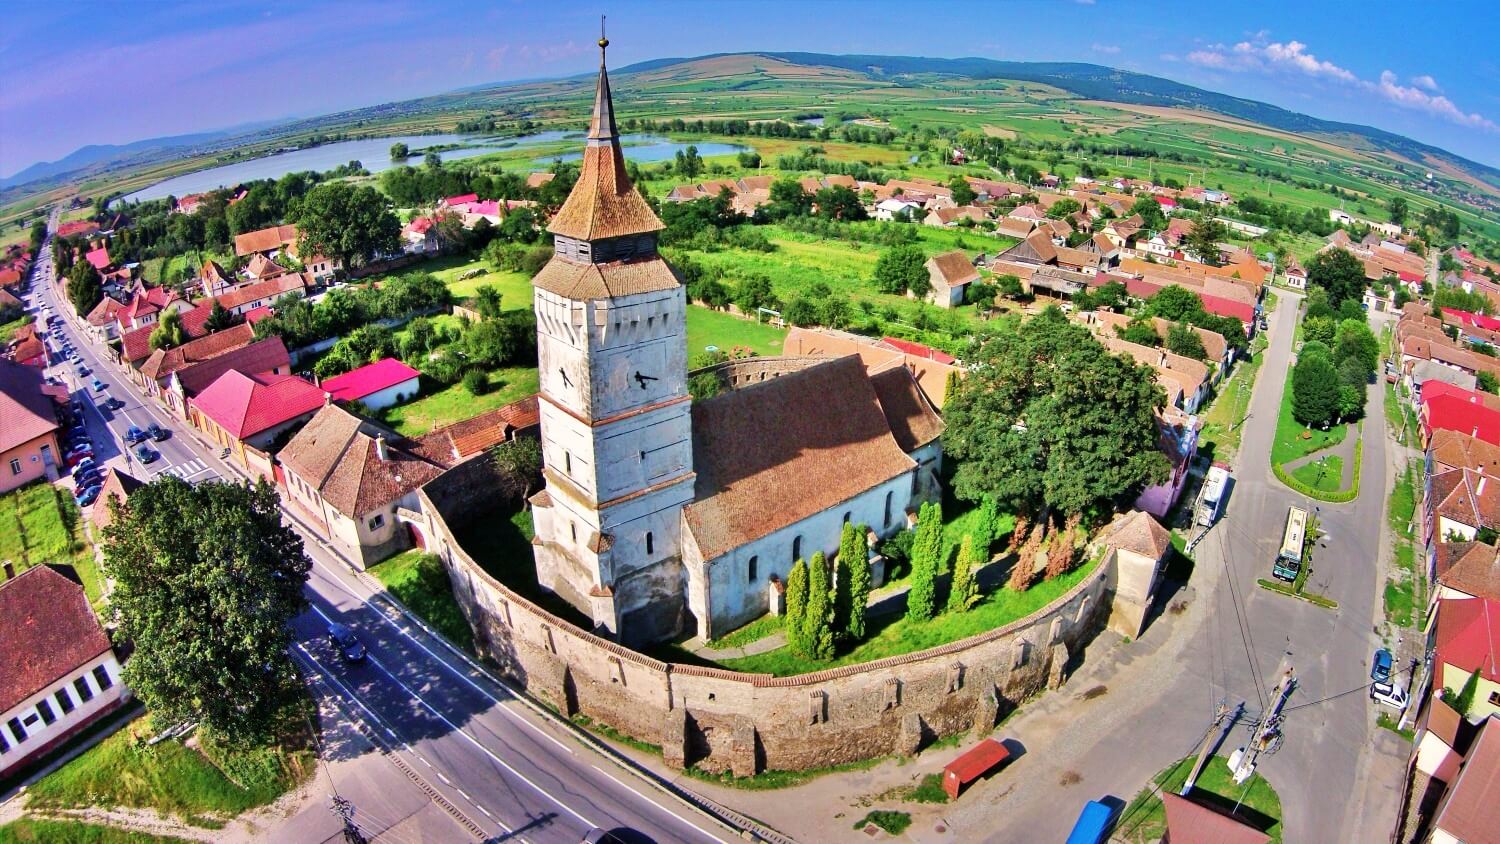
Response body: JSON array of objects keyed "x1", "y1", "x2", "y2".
[
  {"x1": 90, "y1": 378, "x2": 104, "y2": 392},
  {"x1": 134, "y1": 445, "x2": 158, "y2": 465},
  {"x1": 74, "y1": 485, "x2": 102, "y2": 507},
  {"x1": 124, "y1": 425, "x2": 146, "y2": 444},
  {"x1": 1372, "y1": 648, "x2": 1394, "y2": 684}
]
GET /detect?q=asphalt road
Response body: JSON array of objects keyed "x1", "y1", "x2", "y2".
[{"x1": 30, "y1": 239, "x2": 739, "y2": 844}]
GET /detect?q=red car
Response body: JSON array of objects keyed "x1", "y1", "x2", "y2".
[{"x1": 64, "y1": 448, "x2": 94, "y2": 468}]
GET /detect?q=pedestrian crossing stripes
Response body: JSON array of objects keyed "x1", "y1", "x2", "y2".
[{"x1": 157, "y1": 458, "x2": 215, "y2": 483}]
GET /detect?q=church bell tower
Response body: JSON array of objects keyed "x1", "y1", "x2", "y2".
[{"x1": 526, "y1": 26, "x2": 695, "y2": 645}]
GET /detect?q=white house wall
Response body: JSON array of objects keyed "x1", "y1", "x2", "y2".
[{"x1": 0, "y1": 653, "x2": 125, "y2": 777}]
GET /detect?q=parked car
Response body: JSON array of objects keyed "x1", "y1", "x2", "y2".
[
  {"x1": 73, "y1": 476, "x2": 101, "y2": 497},
  {"x1": 124, "y1": 425, "x2": 147, "y2": 444},
  {"x1": 1371, "y1": 684, "x2": 1408, "y2": 710},
  {"x1": 75, "y1": 365, "x2": 88, "y2": 377},
  {"x1": 134, "y1": 445, "x2": 158, "y2": 465},
  {"x1": 1371, "y1": 648, "x2": 1393, "y2": 685},
  {"x1": 74, "y1": 485, "x2": 102, "y2": 507},
  {"x1": 102, "y1": 397, "x2": 124, "y2": 411},
  {"x1": 64, "y1": 449, "x2": 93, "y2": 468},
  {"x1": 147, "y1": 424, "x2": 169, "y2": 442},
  {"x1": 90, "y1": 378, "x2": 104, "y2": 391},
  {"x1": 70, "y1": 460, "x2": 95, "y2": 480},
  {"x1": 327, "y1": 623, "x2": 366, "y2": 662}
]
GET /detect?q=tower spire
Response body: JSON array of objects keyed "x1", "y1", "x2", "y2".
[{"x1": 588, "y1": 15, "x2": 618, "y2": 145}]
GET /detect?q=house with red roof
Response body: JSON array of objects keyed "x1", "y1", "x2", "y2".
[
  {"x1": 0, "y1": 360, "x2": 61, "y2": 493},
  {"x1": 437, "y1": 193, "x2": 479, "y2": 212},
  {"x1": 55, "y1": 220, "x2": 100, "y2": 239},
  {"x1": 114, "y1": 285, "x2": 186, "y2": 334},
  {"x1": 83, "y1": 246, "x2": 111, "y2": 272},
  {"x1": 402, "y1": 217, "x2": 439, "y2": 255},
  {"x1": 173, "y1": 193, "x2": 206, "y2": 215},
  {"x1": 1153, "y1": 195, "x2": 1178, "y2": 214},
  {"x1": 1422, "y1": 390, "x2": 1500, "y2": 448},
  {"x1": 320, "y1": 358, "x2": 421, "y2": 411},
  {"x1": 880, "y1": 337, "x2": 958, "y2": 365},
  {"x1": 189, "y1": 370, "x2": 327, "y2": 467},
  {"x1": 1434, "y1": 597, "x2": 1500, "y2": 721},
  {"x1": 0, "y1": 565, "x2": 127, "y2": 778},
  {"x1": 162, "y1": 336, "x2": 292, "y2": 420}
]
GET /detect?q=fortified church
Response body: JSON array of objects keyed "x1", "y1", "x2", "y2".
[{"x1": 527, "y1": 34, "x2": 945, "y2": 646}]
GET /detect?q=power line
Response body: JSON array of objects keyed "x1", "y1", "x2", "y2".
[{"x1": 1218, "y1": 536, "x2": 1269, "y2": 712}]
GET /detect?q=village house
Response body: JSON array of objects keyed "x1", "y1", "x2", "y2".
[
  {"x1": 114, "y1": 285, "x2": 188, "y2": 334},
  {"x1": 188, "y1": 370, "x2": 327, "y2": 470},
  {"x1": 402, "y1": 217, "x2": 440, "y2": 255},
  {"x1": 1077, "y1": 310, "x2": 1233, "y2": 378},
  {"x1": 1102, "y1": 336, "x2": 1212, "y2": 413},
  {"x1": 210, "y1": 273, "x2": 307, "y2": 317},
  {"x1": 6, "y1": 325, "x2": 46, "y2": 369},
  {"x1": 319, "y1": 358, "x2": 421, "y2": 411},
  {"x1": 874, "y1": 198, "x2": 923, "y2": 221},
  {"x1": 278, "y1": 404, "x2": 450, "y2": 566},
  {"x1": 0, "y1": 565, "x2": 128, "y2": 779},
  {"x1": 161, "y1": 336, "x2": 292, "y2": 420},
  {"x1": 118, "y1": 304, "x2": 216, "y2": 368},
  {"x1": 1433, "y1": 597, "x2": 1500, "y2": 721},
  {"x1": 0, "y1": 360, "x2": 61, "y2": 493},
  {"x1": 923, "y1": 206, "x2": 988, "y2": 229},
  {"x1": 133, "y1": 322, "x2": 258, "y2": 393},
  {"x1": 419, "y1": 395, "x2": 540, "y2": 464},
  {"x1": 233, "y1": 224, "x2": 299, "y2": 259},
  {"x1": 924, "y1": 250, "x2": 979, "y2": 308}
]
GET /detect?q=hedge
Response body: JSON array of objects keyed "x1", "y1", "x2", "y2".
[{"x1": 1272, "y1": 436, "x2": 1362, "y2": 503}]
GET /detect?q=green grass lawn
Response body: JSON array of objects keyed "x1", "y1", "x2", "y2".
[
  {"x1": 1270, "y1": 372, "x2": 1347, "y2": 467},
  {"x1": 685, "y1": 305, "x2": 787, "y2": 358},
  {"x1": 426, "y1": 254, "x2": 534, "y2": 304},
  {"x1": 705, "y1": 613, "x2": 783, "y2": 649},
  {"x1": 1116, "y1": 755, "x2": 1282, "y2": 844},
  {"x1": 368, "y1": 549, "x2": 474, "y2": 651},
  {"x1": 1198, "y1": 341, "x2": 1266, "y2": 461},
  {"x1": 1, "y1": 314, "x2": 32, "y2": 344},
  {"x1": 25, "y1": 717, "x2": 291, "y2": 825},
  {"x1": 0, "y1": 482, "x2": 103, "y2": 606},
  {"x1": 380, "y1": 366, "x2": 540, "y2": 436},
  {"x1": 1289, "y1": 455, "x2": 1344, "y2": 492},
  {"x1": 0, "y1": 819, "x2": 189, "y2": 843},
  {"x1": 716, "y1": 555, "x2": 1099, "y2": 676}
]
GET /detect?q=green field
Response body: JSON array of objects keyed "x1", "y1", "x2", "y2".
[
  {"x1": 0, "y1": 819, "x2": 189, "y2": 843},
  {"x1": 381, "y1": 365, "x2": 540, "y2": 436},
  {"x1": 685, "y1": 304, "x2": 787, "y2": 357},
  {"x1": 0, "y1": 482, "x2": 102, "y2": 606},
  {"x1": 368, "y1": 550, "x2": 474, "y2": 650},
  {"x1": 427, "y1": 254, "x2": 534, "y2": 303}
]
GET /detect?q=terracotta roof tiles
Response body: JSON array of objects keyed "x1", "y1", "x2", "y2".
[
  {"x1": 0, "y1": 566, "x2": 112, "y2": 713},
  {"x1": 0, "y1": 359, "x2": 59, "y2": 454}
]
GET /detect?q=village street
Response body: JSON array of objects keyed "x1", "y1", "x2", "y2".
[{"x1": 673, "y1": 289, "x2": 1411, "y2": 843}]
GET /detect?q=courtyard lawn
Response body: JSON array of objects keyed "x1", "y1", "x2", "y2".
[
  {"x1": 1270, "y1": 373, "x2": 1346, "y2": 467},
  {"x1": 427, "y1": 255, "x2": 534, "y2": 304},
  {"x1": 1116, "y1": 755, "x2": 1282, "y2": 844},
  {"x1": 0, "y1": 482, "x2": 103, "y2": 606},
  {"x1": 368, "y1": 550, "x2": 474, "y2": 651},
  {"x1": 685, "y1": 305, "x2": 787, "y2": 358},
  {"x1": 1289, "y1": 455, "x2": 1344, "y2": 493},
  {"x1": 380, "y1": 366, "x2": 539, "y2": 436},
  {"x1": 717, "y1": 555, "x2": 1100, "y2": 676},
  {"x1": 25, "y1": 716, "x2": 294, "y2": 826},
  {"x1": 1, "y1": 314, "x2": 32, "y2": 344},
  {"x1": 453, "y1": 507, "x2": 596, "y2": 628}
]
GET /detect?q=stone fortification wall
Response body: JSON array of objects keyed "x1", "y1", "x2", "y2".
[{"x1": 419, "y1": 463, "x2": 1111, "y2": 774}]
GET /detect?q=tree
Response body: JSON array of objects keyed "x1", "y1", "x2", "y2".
[
  {"x1": 836, "y1": 522, "x2": 871, "y2": 640},
  {"x1": 1308, "y1": 248, "x2": 1367, "y2": 310},
  {"x1": 1185, "y1": 217, "x2": 1229, "y2": 266},
  {"x1": 1388, "y1": 196, "x2": 1408, "y2": 227},
  {"x1": 1130, "y1": 195, "x2": 1167, "y2": 231},
  {"x1": 1118, "y1": 318, "x2": 1161, "y2": 347},
  {"x1": 943, "y1": 309, "x2": 1169, "y2": 528},
  {"x1": 905, "y1": 501, "x2": 942, "y2": 623},
  {"x1": 674, "y1": 145, "x2": 704, "y2": 178},
  {"x1": 1479, "y1": 371, "x2": 1499, "y2": 395},
  {"x1": 474, "y1": 285, "x2": 504, "y2": 319},
  {"x1": 974, "y1": 496, "x2": 1002, "y2": 557},
  {"x1": 424, "y1": 151, "x2": 443, "y2": 169},
  {"x1": 1165, "y1": 322, "x2": 1207, "y2": 361},
  {"x1": 947, "y1": 533, "x2": 981, "y2": 613},
  {"x1": 949, "y1": 176, "x2": 977, "y2": 206},
  {"x1": 1334, "y1": 318, "x2": 1380, "y2": 374},
  {"x1": 1142, "y1": 285, "x2": 1202, "y2": 322},
  {"x1": 1452, "y1": 666, "x2": 1480, "y2": 717},
  {"x1": 102, "y1": 477, "x2": 310, "y2": 744},
  {"x1": 202, "y1": 300, "x2": 240, "y2": 332},
  {"x1": 292, "y1": 181, "x2": 400, "y2": 269},
  {"x1": 804, "y1": 551, "x2": 835, "y2": 660},
  {"x1": 1046, "y1": 198, "x2": 1081, "y2": 220},
  {"x1": 1291, "y1": 347, "x2": 1341, "y2": 427},
  {"x1": 1303, "y1": 315, "x2": 1336, "y2": 347},
  {"x1": 492, "y1": 435, "x2": 543, "y2": 504},
  {"x1": 735, "y1": 273, "x2": 779, "y2": 313},
  {"x1": 784, "y1": 558, "x2": 809, "y2": 655},
  {"x1": 66, "y1": 260, "x2": 103, "y2": 316},
  {"x1": 390, "y1": 142, "x2": 409, "y2": 159},
  {"x1": 766, "y1": 178, "x2": 813, "y2": 220},
  {"x1": 814, "y1": 186, "x2": 867, "y2": 221},
  {"x1": 994, "y1": 273, "x2": 1026, "y2": 300},
  {"x1": 149, "y1": 309, "x2": 187, "y2": 350},
  {"x1": 874, "y1": 244, "x2": 930, "y2": 296}
]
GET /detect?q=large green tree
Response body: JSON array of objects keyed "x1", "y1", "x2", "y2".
[
  {"x1": 1165, "y1": 322, "x2": 1208, "y2": 361},
  {"x1": 804, "y1": 551, "x2": 835, "y2": 660},
  {"x1": 947, "y1": 533, "x2": 980, "y2": 613},
  {"x1": 873, "y1": 244, "x2": 930, "y2": 296},
  {"x1": 102, "y1": 478, "x2": 310, "y2": 744},
  {"x1": 905, "y1": 501, "x2": 942, "y2": 623},
  {"x1": 1291, "y1": 345, "x2": 1342, "y2": 427},
  {"x1": 66, "y1": 260, "x2": 102, "y2": 316},
  {"x1": 784, "y1": 558, "x2": 809, "y2": 655},
  {"x1": 148, "y1": 308, "x2": 186, "y2": 350},
  {"x1": 1185, "y1": 217, "x2": 1230, "y2": 266},
  {"x1": 293, "y1": 181, "x2": 400, "y2": 269},
  {"x1": 1308, "y1": 248, "x2": 1367, "y2": 310},
  {"x1": 836, "y1": 522, "x2": 871, "y2": 640},
  {"x1": 943, "y1": 308, "x2": 1170, "y2": 527}
]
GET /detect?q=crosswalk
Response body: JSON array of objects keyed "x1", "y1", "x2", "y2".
[{"x1": 155, "y1": 458, "x2": 218, "y2": 484}]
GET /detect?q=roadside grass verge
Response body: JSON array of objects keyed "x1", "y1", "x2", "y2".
[
  {"x1": 1384, "y1": 461, "x2": 1422, "y2": 629},
  {"x1": 1115, "y1": 755, "x2": 1282, "y2": 844},
  {"x1": 1198, "y1": 341, "x2": 1266, "y2": 460},
  {"x1": 0, "y1": 819, "x2": 189, "y2": 843},
  {"x1": 0, "y1": 481, "x2": 103, "y2": 606},
  {"x1": 368, "y1": 550, "x2": 475, "y2": 651}
]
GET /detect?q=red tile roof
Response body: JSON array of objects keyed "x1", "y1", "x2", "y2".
[
  {"x1": 84, "y1": 246, "x2": 110, "y2": 270},
  {"x1": 880, "y1": 337, "x2": 957, "y2": 365},
  {"x1": 242, "y1": 306, "x2": 274, "y2": 325},
  {"x1": 120, "y1": 304, "x2": 213, "y2": 363},
  {"x1": 1199, "y1": 292, "x2": 1255, "y2": 324},
  {"x1": 0, "y1": 566, "x2": 112, "y2": 713},
  {"x1": 206, "y1": 274, "x2": 305, "y2": 312},
  {"x1": 173, "y1": 336, "x2": 290, "y2": 397},
  {"x1": 1423, "y1": 381, "x2": 1500, "y2": 413},
  {"x1": 278, "y1": 405, "x2": 448, "y2": 518},
  {"x1": 56, "y1": 220, "x2": 100, "y2": 238},
  {"x1": 1424, "y1": 392, "x2": 1500, "y2": 446},
  {"x1": 1159, "y1": 793, "x2": 1270, "y2": 844},
  {"x1": 1432, "y1": 716, "x2": 1500, "y2": 842},
  {"x1": 419, "y1": 395, "x2": 540, "y2": 461},
  {"x1": 0, "y1": 359, "x2": 59, "y2": 453},
  {"x1": 139, "y1": 321, "x2": 257, "y2": 381},
  {"x1": 1436, "y1": 597, "x2": 1500, "y2": 684},
  {"x1": 320, "y1": 358, "x2": 421, "y2": 403},
  {"x1": 233, "y1": 224, "x2": 298, "y2": 257},
  {"x1": 191, "y1": 370, "x2": 326, "y2": 440}
]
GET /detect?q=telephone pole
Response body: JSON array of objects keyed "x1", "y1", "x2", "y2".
[
  {"x1": 330, "y1": 795, "x2": 367, "y2": 844},
  {"x1": 1230, "y1": 653, "x2": 1296, "y2": 784}
]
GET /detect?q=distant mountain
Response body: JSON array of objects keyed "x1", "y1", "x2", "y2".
[
  {"x1": 619, "y1": 52, "x2": 1500, "y2": 190},
  {"x1": 0, "y1": 119, "x2": 285, "y2": 190}
]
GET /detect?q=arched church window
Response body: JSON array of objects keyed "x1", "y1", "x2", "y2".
[
  {"x1": 748, "y1": 556, "x2": 758, "y2": 582},
  {"x1": 646, "y1": 531, "x2": 655, "y2": 556},
  {"x1": 792, "y1": 535, "x2": 802, "y2": 562},
  {"x1": 884, "y1": 491, "x2": 894, "y2": 528}
]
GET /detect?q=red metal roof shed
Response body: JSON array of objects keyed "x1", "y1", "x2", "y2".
[{"x1": 941, "y1": 738, "x2": 1011, "y2": 799}]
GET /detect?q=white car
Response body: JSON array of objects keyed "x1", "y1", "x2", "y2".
[{"x1": 1370, "y1": 683, "x2": 1408, "y2": 711}]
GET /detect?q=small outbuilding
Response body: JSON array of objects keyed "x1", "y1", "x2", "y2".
[{"x1": 941, "y1": 737, "x2": 1012, "y2": 799}]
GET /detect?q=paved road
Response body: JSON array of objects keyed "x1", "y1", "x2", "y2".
[{"x1": 30, "y1": 238, "x2": 740, "y2": 843}]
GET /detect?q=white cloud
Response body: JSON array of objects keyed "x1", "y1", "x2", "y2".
[
  {"x1": 1184, "y1": 37, "x2": 1496, "y2": 132},
  {"x1": 1091, "y1": 43, "x2": 1121, "y2": 55}
]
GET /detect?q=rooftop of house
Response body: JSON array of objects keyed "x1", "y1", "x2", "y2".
[
  {"x1": 1432, "y1": 715, "x2": 1500, "y2": 841},
  {"x1": 279, "y1": 404, "x2": 449, "y2": 518},
  {"x1": 320, "y1": 358, "x2": 422, "y2": 403},
  {"x1": 1104, "y1": 509, "x2": 1172, "y2": 560},
  {"x1": 1430, "y1": 429, "x2": 1500, "y2": 476},
  {"x1": 206, "y1": 274, "x2": 305, "y2": 312},
  {"x1": 1425, "y1": 392, "x2": 1500, "y2": 446},
  {"x1": 1159, "y1": 793, "x2": 1269, "y2": 844},
  {"x1": 233, "y1": 224, "x2": 299, "y2": 257},
  {"x1": 0, "y1": 358, "x2": 60, "y2": 454},
  {"x1": 172, "y1": 336, "x2": 291, "y2": 398},
  {"x1": 420, "y1": 395, "x2": 541, "y2": 462},
  {"x1": 139, "y1": 322, "x2": 257, "y2": 382},
  {"x1": 89, "y1": 467, "x2": 143, "y2": 533},
  {"x1": 120, "y1": 304, "x2": 213, "y2": 363},
  {"x1": 782, "y1": 326, "x2": 963, "y2": 408},
  {"x1": 0, "y1": 565, "x2": 112, "y2": 713},
  {"x1": 190, "y1": 370, "x2": 327, "y2": 440},
  {"x1": 1436, "y1": 597, "x2": 1500, "y2": 684},
  {"x1": 928, "y1": 250, "x2": 979, "y2": 287},
  {"x1": 1437, "y1": 541, "x2": 1500, "y2": 602}
]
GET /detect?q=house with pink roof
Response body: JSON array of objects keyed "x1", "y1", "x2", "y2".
[
  {"x1": 84, "y1": 247, "x2": 111, "y2": 272},
  {"x1": 320, "y1": 358, "x2": 421, "y2": 411},
  {"x1": 189, "y1": 370, "x2": 327, "y2": 468}
]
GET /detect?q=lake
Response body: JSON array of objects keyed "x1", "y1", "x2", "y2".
[
  {"x1": 118, "y1": 133, "x2": 512, "y2": 203},
  {"x1": 543, "y1": 134, "x2": 749, "y2": 164}
]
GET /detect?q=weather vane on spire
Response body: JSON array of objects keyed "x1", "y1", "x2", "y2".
[{"x1": 598, "y1": 15, "x2": 608, "y2": 52}]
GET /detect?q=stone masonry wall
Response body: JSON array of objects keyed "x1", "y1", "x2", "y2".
[{"x1": 419, "y1": 470, "x2": 1112, "y2": 773}]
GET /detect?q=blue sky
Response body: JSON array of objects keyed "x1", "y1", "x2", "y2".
[{"x1": 2, "y1": 0, "x2": 1498, "y2": 178}]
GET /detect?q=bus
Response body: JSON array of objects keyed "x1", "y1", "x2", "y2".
[
  {"x1": 1273, "y1": 506, "x2": 1307, "y2": 582},
  {"x1": 1194, "y1": 466, "x2": 1231, "y2": 527}
]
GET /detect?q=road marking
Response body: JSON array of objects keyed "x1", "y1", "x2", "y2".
[
  {"x1": 418, "y1": 756, "x2": 432, "y2": 768},
  {"x1": 437, "y1": 772, "x2": 451, "y2": 785},
  {"x1": 307, "y1": 602, "x2": 597, "y2": 829},
  {"x1": 476, "y1": 805, "x2": 493, "y2": 818},
  {"x1": 455, "y1": 788, "x2": 470, "y2": 801},
  {"x1": 590, "y1": 764, "x2": 731, "y2": 844}
]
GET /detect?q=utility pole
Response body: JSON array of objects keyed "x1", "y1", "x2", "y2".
[
  {"x1": 1230, "y1": 653, "x2": 1296, "y2": 784},
  {"x1": 1182, "y1": 699, "x2": 1243, "y2": 795},
  {"x1": 330, "y1": 795, "x2": 367, "y2": 844}
]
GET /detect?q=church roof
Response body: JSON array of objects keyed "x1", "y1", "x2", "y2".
[
  {"x1": 546, "y1": 38, "x2": 664, "y2": 242},
  {"x1": 684, "y1": 355, "x2": 916, "y2": 562},
  {"x1": 532, "y1": 254, "x2": 680, "y2": 300},
  {"x1": 868, "y1": 364, "x2": 945, "y2": 452}
]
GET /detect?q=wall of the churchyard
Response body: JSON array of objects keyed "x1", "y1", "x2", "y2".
[{"x1": 418, "y1": 457, "x2": 1113, "y2": 775}]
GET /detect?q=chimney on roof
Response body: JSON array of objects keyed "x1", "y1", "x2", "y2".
[
  {"x1": 2, "y1": 560, "x2": 12, "y2": 580},
  {"x1": 324, "y1": 391, "x2": 332, "y2": 407},
  {"x1": 1479, "y1": 475, "x2": 1488, "y2": 497},
  {"x1": 375, "y1": 435, "x2": 389, "y2": 462}
]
